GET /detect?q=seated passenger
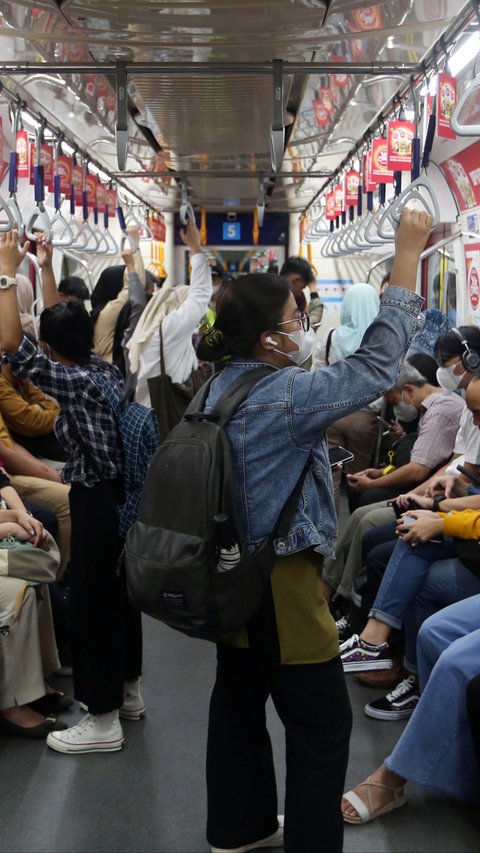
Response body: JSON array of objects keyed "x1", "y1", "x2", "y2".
[
  {"x1": 340, "y1": 506, "x2": 480, "y2": 682},
  {"x1": 347, "y1": 354, "x2": 464, "y2": 509},
  {"x1": 0, "y1": 361, "x2": 65, "y2": 463},
  {"x1": 58, "y1": 275, "x2": 89, "y2": 304},
  {"x1": 407, "y1": 307, "x2": 453, "y2": 358},
  {"x1": 342, "y1": 595, "x2": 480, "y2": 823}
]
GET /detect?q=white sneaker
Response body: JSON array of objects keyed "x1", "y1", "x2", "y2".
[
  {"x1": 46, "y1": 712, "x2": 125, "y2": 754},
  {"x1": 120, "y1": 679, "x2": 145, "y2": 721},
  {"x1": 210, "y1": 816, "x2": 284, "y2": 852}
]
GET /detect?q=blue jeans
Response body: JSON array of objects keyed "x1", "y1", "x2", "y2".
[
  {"x1": 369, "y1": 539, "x2": 480, "y2": 670},
  {"x1": 385, "y1": 596, "x2": 480, "y2": 801}
]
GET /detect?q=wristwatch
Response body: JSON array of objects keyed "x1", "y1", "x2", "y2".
[
  {"x1": 0, "y1": 275, "x2": 17, "y2": 290},
  {"x1": 432, "y1": 494, "x2": 446, "y2": 512}
]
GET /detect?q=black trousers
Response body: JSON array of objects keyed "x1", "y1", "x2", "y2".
[
  {"x1": 206, "y1": 644, "x2": 352, "y2": 853},
  {"x1": 69, "y1": 481, "x2": 142, "y2": 715}
]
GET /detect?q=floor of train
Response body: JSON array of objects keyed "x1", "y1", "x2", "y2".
[{"x1": 1, "y1": 614, "x2": 480, "y2": 853}]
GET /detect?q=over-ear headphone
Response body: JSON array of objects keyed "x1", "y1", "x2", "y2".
[
  {"x1": 265, "y1": 336, "x2": 277, "y2": 346},
  {"x1": 451, "y1": 327, "x2": 480, "y2": 372}
]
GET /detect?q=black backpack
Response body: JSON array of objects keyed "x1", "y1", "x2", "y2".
[{"x1": 124, "y1": 366, "x2": 309, "y2": 642}]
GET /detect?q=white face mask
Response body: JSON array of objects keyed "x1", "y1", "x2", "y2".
[
  {"x1": 393, "y1": 399, "x2": 418, "y2": 422},
  {"x1": 436, "y1": 364, "x2": 466, "y2": 391},
  {"x1": 274, "y1": 328, "x2": 317, "y2": 365}
]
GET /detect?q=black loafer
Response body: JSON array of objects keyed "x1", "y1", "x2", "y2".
[
  {"x1": 29, "y1": 691, "x2": 74, "y2": 715},
  {"x1": 0, "y1": 714, "x2": 68, "y2": 739}
]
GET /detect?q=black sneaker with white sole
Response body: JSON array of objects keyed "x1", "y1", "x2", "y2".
[{"x1": 364, "y1": 675, "x2": 420, "y2": 720}]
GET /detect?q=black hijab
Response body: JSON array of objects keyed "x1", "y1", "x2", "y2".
[{"x1": 91, "y1": 265, "x2": 126, "y2": 324}]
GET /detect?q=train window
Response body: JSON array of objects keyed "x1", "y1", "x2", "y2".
[{"x1": 426, "y1": 250, "x2": 457, "y2": 325}]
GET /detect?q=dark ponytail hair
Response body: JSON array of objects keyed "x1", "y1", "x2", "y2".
[
  {"x1": 197, "y1": 273, "x2": 291, "y2": 361},
  {"x1": 40, "y1": 302, "x2": 93, "y2": 364}
]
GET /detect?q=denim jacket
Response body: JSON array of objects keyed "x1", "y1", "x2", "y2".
[{"x1": 206, "y1": 287, "x2": 424, "y2": 559}]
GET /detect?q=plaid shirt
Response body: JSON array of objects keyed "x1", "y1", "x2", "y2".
[{"x1": 9, "y1": 337, "x2": 123, "y2": 487}]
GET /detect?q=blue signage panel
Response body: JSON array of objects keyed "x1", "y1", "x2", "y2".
[{"x1": 222, "y1": 221, "x2": 241, "y2": 241}]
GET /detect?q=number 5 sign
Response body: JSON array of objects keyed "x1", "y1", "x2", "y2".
[{"x1": 223, "y1": 221, "x2": 241, "y2": 240}]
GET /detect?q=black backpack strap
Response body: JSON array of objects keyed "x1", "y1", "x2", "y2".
[
  {"x1": 185, "y1": 366, "x2": 275, "y2": 425},
  {"x1": 325, "y1": 328, "x2": 334, "y2": 365}
]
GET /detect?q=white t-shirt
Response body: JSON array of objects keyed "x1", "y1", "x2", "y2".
[{"x1": 453, "y1": 405, "x2": 480, "y2": 464}]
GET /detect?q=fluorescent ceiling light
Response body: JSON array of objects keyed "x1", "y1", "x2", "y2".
[{"x1": 449, "y1": 31, "x2": 480, "y2": 77}]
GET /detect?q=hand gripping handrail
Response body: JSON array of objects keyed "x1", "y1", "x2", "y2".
[
  {"x1": 117, "y1": 205, "x2": 139, "y2": 253},
  {"x1": 25, "y1": 121, "x2": 52, "y2": 242},
  {"x1": 49, "y1": 139, "x2": 75, "y2": 248},
  {"x1": 383, "y1": 117, "x2": 440, "y2": 228},
  {"x1": 179, "y1": 182, "x2": 196, "y2": 226}
]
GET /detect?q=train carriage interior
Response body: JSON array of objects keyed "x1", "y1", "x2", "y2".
[{"x1": 1, "y1": 1, "x2": 480, "y2": 851}]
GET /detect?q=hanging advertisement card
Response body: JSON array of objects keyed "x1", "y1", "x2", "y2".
[
  {"x1": 325, "y1": 192, "x2": 336, "y2": 220},
  {"x1": 387, "y1": 120, "x2": 415, "y2": 170},
  {"x1": 29, "y1": 145, "x2": 54, "y2": 188},
  {"x1": 345, "y1": 170, "x2": 360, "y2": 205},
  {"x1": 464, "y1": 242, "x2": 480, "y2": 321},
  {"x1": 334, "y1": 183, "x2": 344, "y2": 215},
  {"x1": 320, "y1": 87, "x2": 335, "y2": 115},
  {"x1": 96, "y1": 182, "x2": 106, "y2": 213},
  {"x1": 371, "y1": 138, "x2": 394, "y2": 183},
  {"x1": 57, "y1": 156, "x2": 73, "y2": 194},
  {"x1": 351, "y1": 6, "x2": 384, "y2": 30},
  {"x1": 16, "y1": 130, "x2": 29, "y2": 178},
  {"x1": 437, "y1": 72, "x2": 457, "y2": 140},
  {"x1": 86, "y1": 173, "x2": 99, "y2": 208},
  {"x1": 106, "y1": 188, "x2": 117, "y2": 216},
  {"x1": 363, "y1": 151, "x2": 376, "y2": 192},
  {"x1": 72, "y1": 165, "x2": 84, "y2": 206},
  {"x1": 313, "y1": 99, "x2": 329, "y2": 127}
]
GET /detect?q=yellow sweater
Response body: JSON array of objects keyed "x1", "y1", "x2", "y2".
[{"x1": 439, "y1": 509, "x2": 480, "y2": 539}]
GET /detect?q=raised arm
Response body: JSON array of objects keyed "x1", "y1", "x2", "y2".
[
  {"x1": 36, "y1": 234, "x2": 61, "y2": 308},
  {"x1": 0, "y1": 231, "x2": 30, "y2": 352}
]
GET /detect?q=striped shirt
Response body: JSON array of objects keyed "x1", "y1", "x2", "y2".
[{"x1": 410, "y1": 390, "x2": 465, "y2": 470}]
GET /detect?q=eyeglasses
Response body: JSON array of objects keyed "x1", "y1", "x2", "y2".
[{"x1": 277, "y1": 313, "x2": 310, "y2": 332}]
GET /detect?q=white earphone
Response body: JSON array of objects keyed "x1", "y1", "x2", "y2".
[{"x1": 265, "y1": 336, "x2": 276, "y2": 346}]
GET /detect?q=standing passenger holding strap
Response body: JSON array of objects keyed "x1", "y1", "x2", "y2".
[
  {"x1": 0, "y1": 232, "x2": 143, "y2": 754},
  {"x1": 194, "y1": 210, "x2": 431, "y2": 853}
]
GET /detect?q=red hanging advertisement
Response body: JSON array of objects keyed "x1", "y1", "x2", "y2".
[
  {"x1": 16, "y1": 130, "x2": 29, "y2": 178},
  {"x1": 57, "y1": 156, "x2": 73, "y2": 195},
  {"x1": 334, "y1": 183, "x2": 344, "y2": 215},
  {"x1": 371, "y1": 138, "x2": 394, "y2": 183},
  {"x1": 351, "y1": 6, "x2": 383, "y2": 31},
  {"x1": 363, "y1": 151, "x2": 376, "y2": 192},
  {"x1": 29, "y1": 144, "x2": 54, "y2": 189},
  {"x1": 86, "y1": 173, "x2": 98, "y2": 208},
  {"x1": 320, "y1": 87, "x2": 335, "y2": 115},
  {"x1": 330, "y1": 55, "x2": 349, "y2": 88},
  {"x1": 106, "y1": 188, "x2": 117, "y2": 216},
  {"x1": 387, "y1": 120, "x2": 415, "y2": 170},
  {"x1": 313, "y1": 98, "x2": 329, "y2": 127},
  {"x1": 345, "y1": 170, "x2": 360, "y2": 205},
  {"x1": 437, "y1": 72, "x2": 457, "y2": 140},
  {"x1": 325, "y1": 192, "x2": 336, "y2": 220},
  {"x1": 440, "y1": 140, "x2": 480, "y2": 211},
  {"x1": 464, "y1": 243, "x2": 480, "y2": 317},
  {"x1": 96, "y1": 182, "x2": 106, "y2": 214},
  {"x1": 72, "y1": 165, "x2": 84, "y2": 206}
]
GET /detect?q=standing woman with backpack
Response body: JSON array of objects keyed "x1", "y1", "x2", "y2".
[
  {"x1": 194, "y1": 210, "x2": 431, "y2": 853},
  {"x1": 0, "y1": 232, "x2": 147, "y2": 754}
]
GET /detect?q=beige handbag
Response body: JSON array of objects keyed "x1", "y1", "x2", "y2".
[{"x1": 0, "y1": 533, "x2": 60, "y2": 584}]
